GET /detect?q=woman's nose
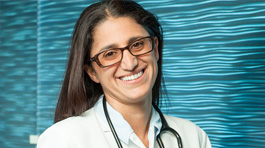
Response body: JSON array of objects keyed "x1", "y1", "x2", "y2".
[{"x1": 120, "y1": 50, "x2": 138, "y2": 71}]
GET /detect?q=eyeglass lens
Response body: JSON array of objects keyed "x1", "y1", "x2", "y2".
[{"x1": 97, "y1": 37, "x2": 153, "y2": 67}]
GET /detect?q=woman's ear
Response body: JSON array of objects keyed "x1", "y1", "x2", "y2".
[
  {"x1": 154, "y1": 37, "x2": 159, "y2": 61},
  {"x1": 84, "y1": 64, "x2": 100, "y2": 83}
]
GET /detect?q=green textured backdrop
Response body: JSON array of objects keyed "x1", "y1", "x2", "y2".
[{"x1": 1, "y1": 0, "x2": 265, "y2": 147}]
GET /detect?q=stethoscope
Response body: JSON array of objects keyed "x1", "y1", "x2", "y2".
[{"x1": 103, "y1": 96, "x2": 183, "y2": 148}]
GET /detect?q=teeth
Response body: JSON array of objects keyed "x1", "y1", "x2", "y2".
[{"x1": 120, "y1": 71, "x2": 143, "y2": 81}]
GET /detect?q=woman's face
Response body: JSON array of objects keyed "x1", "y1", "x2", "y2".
[{"x1": 86, "y1": 17, "x2": 159, "y2": 106}]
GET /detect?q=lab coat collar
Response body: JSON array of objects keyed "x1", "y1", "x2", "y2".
[{"x1": 94, "y1": 95, "x2": 162, "y2": 145}]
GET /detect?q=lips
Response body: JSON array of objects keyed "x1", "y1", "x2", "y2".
[{"x1": 120, "y1": 70, "x2": 143, "y2": 81}]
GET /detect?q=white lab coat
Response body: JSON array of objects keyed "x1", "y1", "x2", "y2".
[{"x1": 37, "y1": 107, "x2": 211, "y2": 148}]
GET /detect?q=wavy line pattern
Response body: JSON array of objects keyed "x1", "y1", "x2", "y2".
[
  {"x1": 1, "y1": 0, "x2": 265, "y2": 148},
  {"x1": 139, "y1": 1, "x2": 265, "y2": 147},
  {"x1": 0, "y1": 1, "x2": 37, "y2": 148}
]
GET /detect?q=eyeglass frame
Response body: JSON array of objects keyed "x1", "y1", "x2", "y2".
[{"x1": 90, "y1": 36, "x2": 156, "y2": 68}]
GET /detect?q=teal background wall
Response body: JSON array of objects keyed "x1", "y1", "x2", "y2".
[{"x1": 1, "y1": 0, "x2": 265, "y2": 147}]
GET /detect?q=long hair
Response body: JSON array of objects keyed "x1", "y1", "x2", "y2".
[{"x1": 54, "y1": 0, "x2": 164, "y2": 123}]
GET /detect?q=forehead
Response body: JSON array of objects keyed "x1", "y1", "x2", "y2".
[{"x1": 91, "y1": 17, "x2": 149, "y2": 55}]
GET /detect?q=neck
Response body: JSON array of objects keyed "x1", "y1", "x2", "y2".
[{"x1": 105, "y1": 94, "x2": 152, "y2": 148}]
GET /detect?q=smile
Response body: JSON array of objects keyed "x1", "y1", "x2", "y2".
[{"x1": 120, "y1": 71, "x2": 143, "y2": 81}]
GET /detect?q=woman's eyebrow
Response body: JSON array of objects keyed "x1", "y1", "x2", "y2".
[
  {"x1": 128, "y1": 36, "x2": 142, "y2": 44},
  {"x1": 99, "y1": 44, "x2": 116, "y2": 52},
  {"x1": 99, "y1": 35, "x2": 146, "y2": 52}
]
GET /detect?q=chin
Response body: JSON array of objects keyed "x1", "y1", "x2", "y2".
[{"x1": 125, "y1": 91, "x2": 152, "y2": 102}]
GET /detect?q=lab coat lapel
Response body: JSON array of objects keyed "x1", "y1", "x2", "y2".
[{"x1": 81, "y1": 108, "x2": 112, "y2": 148}]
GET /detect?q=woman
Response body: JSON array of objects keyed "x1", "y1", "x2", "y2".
[{"x1": 37, "y1": 1, "x2": 211, "y2": 148}]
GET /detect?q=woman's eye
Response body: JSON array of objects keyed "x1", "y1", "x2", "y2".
[
  {"x1": 132, "y1": 41, "x2": 144, "y2": 49},
  {"x1": 103, "y1": 50, "x2": 118, "y2": 58}
]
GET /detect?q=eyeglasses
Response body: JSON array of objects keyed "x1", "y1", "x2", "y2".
[{"x1": 90, "y1": 36, "x2": 155, "y2": 68}]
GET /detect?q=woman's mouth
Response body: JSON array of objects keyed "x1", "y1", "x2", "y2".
[{"x1": 120, "y1": 70, "x2": 143, "y2": 81}]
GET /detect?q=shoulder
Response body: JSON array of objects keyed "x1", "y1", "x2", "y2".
[
  {"x1": 164, "y1": 115, "x2": 206, "y2": 135},
  {"x1": 165, "y1": 115, "x2": 198, "y2": 130},
  {"x1": 46, "y1": 107, "x2": 96, "y2": 133},
  {"x1": 164, "y1": 115, "x2": 202, "y2": 135},
  {"x1": 164, "y1": 115, "x2": 212, "y2": 148},
  {"x1": 37, "y1": 108, "x2": 98, "y2": 148}
]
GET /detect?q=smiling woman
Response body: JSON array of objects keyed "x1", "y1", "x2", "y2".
[
  {"x1": 86, "y1": 17, "x2": 159, "y2": 107},
  {"x1": 37, "y1": 1, "x2": 211, "y2": 148}
]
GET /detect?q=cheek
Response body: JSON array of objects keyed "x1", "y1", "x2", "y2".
[
  {"x1": 152, "y1": 54, "x2": 159, "y2": 79},
  {"x1": 154, "y1": 61, "x2": 158, "y2": 79},
  {"x1": 96, "y1": 67, "x2": 117, "y2": 83},
  {"x1": 152, "y1": 53, "x2": 159, "y2": 69}
]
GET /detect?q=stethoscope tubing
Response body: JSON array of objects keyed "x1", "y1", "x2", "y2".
[
  {"x1": 103, "y1": 97, "x2": 123, "y2": 148},
  {"x1": 103, "y1": 96, "x2": 183, "y2": 148},
  {"x1": 153, "y1": 104, "x2": 183, "y2": 148}
]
